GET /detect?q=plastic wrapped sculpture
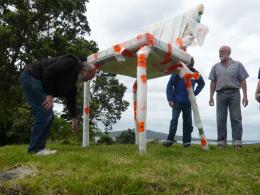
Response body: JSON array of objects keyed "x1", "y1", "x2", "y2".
[{"x1": 84, "y1": 4, "x2": 209, "y2": 154}]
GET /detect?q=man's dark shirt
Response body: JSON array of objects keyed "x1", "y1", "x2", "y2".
[{"x1": 26, "y1": 55, "x2": 83, "y2": 117}]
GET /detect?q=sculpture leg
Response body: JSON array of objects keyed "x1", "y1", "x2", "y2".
[
  {"x1": 180, "y1": 64, "x2": 209, "y2": 150},
  {"x1": 83, "y1": 81, "x2": 90, "y2": 147},
  {"x1": 136, "y1": 46, "x2": 151, "y2": 154},
  {"x1": 133, "y1": 80, "x2": 138, "y2": 145},
  {"x1": 187, "y1": 87, "x2": 209, "y2": 150}
]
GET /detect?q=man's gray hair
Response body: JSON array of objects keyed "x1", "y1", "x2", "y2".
[
  {"x1": 220, "y1": 45, "x2": 231, "y2": 55},
  {"x1": 82, "y1": 61, "x2": 94, "y2": 70}
]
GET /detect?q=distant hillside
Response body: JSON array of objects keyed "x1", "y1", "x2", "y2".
[
  {"x1": 109, "y1": 129, "x2": 259, "y2": 144},
  {"x1": 109, "y1": 129, "x2": 214, "y2": 142},
  {"x1": 109, "y1": 129, "x2": 168, "y2": 140}
]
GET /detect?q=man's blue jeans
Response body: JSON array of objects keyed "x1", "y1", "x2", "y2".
[
  {"x1": 20, "y1": 71, "x2": 54, "y2": 153},
  {"x1": 167, "y1": 102, "x2": 193, "y2": 145}
]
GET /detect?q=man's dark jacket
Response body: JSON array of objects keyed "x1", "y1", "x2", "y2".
[{"x1": 26, "y1": 55, "x2": 83, "y2": 117}]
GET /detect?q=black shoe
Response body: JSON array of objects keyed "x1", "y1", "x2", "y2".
[
  {"x1": 183, "y1": 144, "x2": 191, "y2": 148},
  {"x1": 162, "y1": 141, "x2": 173, "y2": 147},
  {"x1": 218, "y1": 144, "x2": 226, "y2": 149},
  {"x1": 233, "y1": 145, "x2": 242, "y2": 149}
]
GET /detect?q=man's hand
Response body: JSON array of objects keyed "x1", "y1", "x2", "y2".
[
  {"x1": 43, "y1": 95, "x2": 53, "y2": 110},
  {"x1": 242, "y1": 95, "x2": 248, "y2": 107},
  {"x1": 209, "y1": 81, "x2": 216, "y2": 106},
  {"x1": 209, "y1": 97, "x2": 214, "y2": 106},
  {"x1": 71, "y1": 118, "x2": 79, "y2": 132},
  {"x1": 240, "y1": 80, "x2": 248, "y2": 107},
  {"x1": 168, "y1": 101, "x2": 174, "y2": 107}
]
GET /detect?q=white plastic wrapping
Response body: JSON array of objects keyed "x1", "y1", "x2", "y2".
[
  {"x1": 136, "y1": 46, "x2": 151, "y2": 154},
  {"x1": 187, "y1": 87, "x2": 202, "y2": 129},
  {"x1": 132, "y1": 80, "x2": 138, "y2": 145},
  {"x1": 178, "y1": 63, "x2": 202, "y2": 128},
  {"x1": 187, "y1": 87, "x2": 209, "y2": 150},
  {"x1": 84, "y1": 5, "x2": 209, "y2": 152},
  {"x1": 87, "y1": 33, "x2": 191, "y2": 79},
  {"x1": 83, "y1": 81, "x2": 90, "y2": 147},
  {"x1": 144, "y1": 4, "x2": 208, "y2": 49},
  {"x1": 178, "y1": 62, "x2": 209, "y2": 150}
]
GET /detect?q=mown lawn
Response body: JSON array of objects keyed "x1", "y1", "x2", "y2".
[{"x1": 0, "y1": 144, "x2": 259, "y2": 194}]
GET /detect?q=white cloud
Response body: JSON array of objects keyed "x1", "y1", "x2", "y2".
[{"x1": 85, "y1": 0, "x2": 260, "y2": 141}]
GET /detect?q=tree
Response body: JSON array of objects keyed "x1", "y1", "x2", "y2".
[
  {"x1": 78, "y1": 71, "x2": 129, "y2": 131},
  {"x1": 61, "y1": 70, "x2": 130, "y2": 131},
  {"x1": 0, "y1": 0, "x2": 129, "y2": 145},
  {"x1": 97, "y1": 132, "x2": 115, "y2": 145},
  {"x1": 90, "y1": 71, "x2": 129, "y2": 131},
  {"x1": 116, "y1": 129, "x2": 135, "y2": 144}
]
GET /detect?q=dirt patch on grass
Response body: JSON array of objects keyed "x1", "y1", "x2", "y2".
[
  {"x1": 0, "y1": 165, "x2": 38, "y2": 182},
  {"x1": 0, "y1": 184, "x2": 30, "y2": 195},
  {"x1": 0, "y1": 165, "x2": 38, "y2": 194}
]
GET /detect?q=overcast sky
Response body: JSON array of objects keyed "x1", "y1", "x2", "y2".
[{"x1": 83, "y1": 0, "x2": 260, "y2": 141}]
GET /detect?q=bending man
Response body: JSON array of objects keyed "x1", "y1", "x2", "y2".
[{"x1": 20, "y1": 55, "x2": 96, "y2": 155}]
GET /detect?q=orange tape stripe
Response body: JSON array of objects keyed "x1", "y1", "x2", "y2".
[
  {"x1": 164, "y1": 62, "x2": 183, "y2": 74},
  {"x1": 185, "y1": 80, "x2": 192, "y2": 88},
  {"x1": 133, "y1": 81, "x2": 137, "y2": 92},
  {"x1": 161, "y1": 43, "x2": 173, "y2": 65},
  {"x1": 183, "y1": 73, "x2": 192, "y2": 88},
  {"x1": 137, "y1": 54, "x2": 147, "y2": 67},
  {"x1": 121, "y1": 49, "x2": 134, "y2": 58},
  {"x1": 133, "y1": 101, "x2": 137, "y2": 120},
  {"x1": 140, "y1": 74, "x2": 147, "y2": 84},
  {"x1": 113, "y1": 44, "x2": 123, "y2": 53},
  {"x1": 176, "y1": 37, "x2": 183, "y2": 47},
  {"x1": 167, "y1": 43, "x2": 172, "y2": 55},
  {"x1": 193, "y1": 72, "x2": 200, "y2": 80},
  {"x1": 84, "y1": 107, "x2": 90, "y2": 115},
  {"x1": 94, "y1": 64, "x2": 101, "y2": 69},
  {"x1": 183, "y1": 76, "x2": 201, "y2": 88},
  {"x1": 183, "y1": 72, "x2": 200, "y2": 80},
  {"x1": 201, "y1": 137, "x2": 207, "y2": 146},
  {"x1": 138, "y1": 121, "x2": 145, "y2": 132},
  {"x1": 146, "y1": 33, "x2": 155, "y2": 46},
  {"x1": 183, "y1": 73, "x2": 193, "y2": 80},
  {"x1": 113, "y1": 43, "x2": 134, "y2": 57}
]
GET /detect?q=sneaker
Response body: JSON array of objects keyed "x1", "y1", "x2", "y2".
[
  {"x1": 162, "y1": 140, "x2": 173, "y2": 147},
  {"x1": 35, "y1": 148, "x2": 57, "y2": 156}
]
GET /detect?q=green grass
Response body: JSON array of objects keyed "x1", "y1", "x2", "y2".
[{"x1": 0, "y1": 144, "x2": 260, "y2": 194}]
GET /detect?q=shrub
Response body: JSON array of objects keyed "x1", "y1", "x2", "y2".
[
  {"x1": 97, "y1": 133, "x2": 115, "y2": 145},
  {"x1": 116, "y1": 129, "x2": 135, "y2": 144}
]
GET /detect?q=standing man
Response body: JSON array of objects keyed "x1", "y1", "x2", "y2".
[
  {"x1": 20, "y1": 55, "x2": 96, "y2": 155},
  {"x1": 163, "y1": 57, "x2": 205, "y2": 147},
  {"x1": 209, "y1": 45, "x2": 249, "y2": 148},
  {"x1": 255, "y1": 68, "x2": 260, "y2": 102}
]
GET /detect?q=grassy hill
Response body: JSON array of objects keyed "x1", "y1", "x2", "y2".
[{"x1": 0, "y1": 144, "x2": 259, "y2": 194}]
